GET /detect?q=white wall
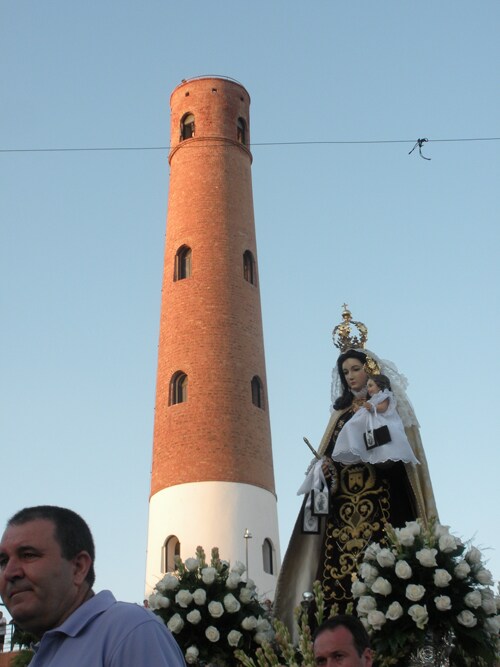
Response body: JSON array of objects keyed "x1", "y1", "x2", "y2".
[{"x1": 145, "y1": 481, "x2": 281, "y2": 601}]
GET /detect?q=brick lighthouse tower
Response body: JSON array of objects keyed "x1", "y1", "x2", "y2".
[{"x1": 145, "y1": 76, "x2": 280, "y2": 598}]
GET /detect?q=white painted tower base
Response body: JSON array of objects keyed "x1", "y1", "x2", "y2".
[{"x1": 146, "y1": 482, "x2": 280, "y2": 600}]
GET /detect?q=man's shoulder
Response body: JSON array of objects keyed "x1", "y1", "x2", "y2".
[{"x1": 103, "y1": 599, "x2": 163, "y2": 626}]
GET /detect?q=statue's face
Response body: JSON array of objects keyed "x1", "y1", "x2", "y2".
[
  {"x1": 366, "y1": 378, "x2": 380, "y2": 396},
  {"x1": 341, "y1": 357, "x2": 367, "y2": 392}
]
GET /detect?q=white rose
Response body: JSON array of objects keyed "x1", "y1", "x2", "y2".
[
  {"x1": 175, "y1": 589, "x2": 193, "y2": 608},
  {"x1": 416, "y1": 548, "x2": 438, "y2": 567},
  {"x1": 157, "y1": 573, "x2": 179, "y2": 592},
  {"x1": 405, "y1": 520, "x2": 422, "y2": 536},
  {"x1": 464, "y1": 591, "x2": 482, "y2": 609},
  {"x1": 356, "y1": 596, "x2": 377, "y2": 615},
  {"x1": 386, "y1": 601, "x2": 404, "y2": 621},
  {"x1": 167, "y1": 613, "x2": 184, "y2": 634},
  {"x1": 376, "y1": 549, "x2": 396, "y2": 568},
  {"x1": 239, "y1": 587, "x2": 254, "y2": 604},
  {"x1": 186, "y1": 609, "x2": 202, "y2": 624},
  {"x1": 208, "y1": 601, "x2": 224, "y2": 618},
  {"x1": 475, "y1": 569, "x2": 494, "y2": 586},
  {"x1": 434, "y1": 596, "x2": 452, "y2": 611},
  {"x1": 360, "y1": 616, "x2": 370, "y2": 632},
  {"x1": 367, "y1": 610, "x2": 386, "y2": 630},
  {"x1": 232, "y1": 561, "x2": 246, "y2": 576},
  {"x1": 434, "y1": 569, "x2": 452, "y2": 587},
  {"x1": 352, "y1": 580, "x2": 367, "y2": 598},
  {"x1": 226, "y1": 572, "x2": 241, "y2": 589},
  {"x1": 254, "y1": 632, "x2": 270, "y2": 646},
  {"x1": 202, "y1": 567, "x2": 217, "y2": 585},
  {"x1": 454, "y1": 560, "x2": 471, "y2": 579},
  {"x1": 185, "y1": 557, "x2": 200, "y2": 572},
  {"x1": 481, "y1": 593, "x2": 497, "y2": 615},
  {"x1": 205, "y1": 625, "x2": 220, "y2": 642},
  {"x1": 395, "y1": 560, "x2": 412, "y2": 580},
  {"x1": 185, "y1": 646, "x2": 199, "y2": 664},
  {"x1": 406, "y1": 584, "x2": 426, "y2": 602},
  {"x1": 438, "y1": 534, "x2": 458, "y2": 553},
  {"x1": 245, "y1": 578, "x2": 256, "y2": 590},
  {"x1": 363, "y1": 542, "x2": 382, "y2": 562},
  {"x1": 434, "y1": 523, "x2": 451, "y2": 538},
  {"x1": 224, "y1": 593, "x2": 241, "y2": 613},
  {"x1": 371, "y1": 577, "x2": 392, "y2": 596},
  {"x1": 465, "y1": 547, "x2": 482, "y2": 565},
  {"x1": 457, "y1": 610, "x2": 477, "y2": 628},
  {"x1": 395, "y1": 527, "x2": 415, "y2": 547},
  {"x1": 484, "y1": 617, "x2": 500, "y2": 635},
  {"x1": 193, "y1": 588, "x2": 207, "y2": 605},
  {"x1": 227, "y1": 630, "x2": 243, "y2": 647},
  {"x1": 241, "y1": 615, "x2": 258, "y2": 631},
  {"x1": 148, "y1": 592, "x2": 170, "y2": 610},
  {"x1": 408, "y1": 604, "x2": 429, "y2": 629},
  {"x1": 359, "y1": 562, "x2": 379, "y2": 585},
  {"x1": 256, "y1": 616, "x2": 272, "y2": 633}
]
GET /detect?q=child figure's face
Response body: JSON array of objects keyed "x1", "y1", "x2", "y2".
[{"x1": 367, "y1": 378, "x2": 381, "y2": 396}]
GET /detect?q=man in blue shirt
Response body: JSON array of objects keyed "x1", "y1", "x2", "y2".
[{"x1": 0, "y1": 505, "x2": 185, "y2": 666}]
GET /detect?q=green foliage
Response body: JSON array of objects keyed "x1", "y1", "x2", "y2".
[
  {"x1": 10, "y1": 650, "x2": 34, "y2": 667},
  {"x1": 235, "y1": 581, "x2": 350, "y2": 667}
]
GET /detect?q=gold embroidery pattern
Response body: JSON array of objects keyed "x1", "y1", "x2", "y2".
[{"x1": 320, "y1": 464, "x2": 391, "y2": 607}]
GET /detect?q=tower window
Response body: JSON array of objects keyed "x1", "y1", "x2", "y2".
[
  {"x1": 175, "y1": 245, "x2": 192, "y2": 280},
  {"x1": 170, "y1": 372, "x2": 188, "y2": 405},
  {"x1": 243, "y1": 250, "x2": 256, "y2": 285},
  {"x1": 262, "y1": 538, "x2": 275, "y2": 575},
  {"x1": 181, "y1": 113, "x2": 195, "y2": 140},
  {"x1": 237, "y1": 117, "x2": 247, "y2": 145},
  {"x1": 163, "y1": 535, "x2": 180, "y2": 572},
  {"x1": 251, "y1": 376, "x2": 264, "y2": 409}
]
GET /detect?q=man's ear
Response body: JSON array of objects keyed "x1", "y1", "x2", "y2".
[
  {"x1": 71, "y1": 551, "x2": 92, "y2": 585},
  {"x1": 362, "y1": 648, "x2": 373, "y2": 667}
]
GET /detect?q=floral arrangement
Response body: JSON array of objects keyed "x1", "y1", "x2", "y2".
[
  {"x1": 149, "y1": 546, "x2": 273, "y2": 666},
  {"x1": 236, "y1": 579, "x2": 329, "y2": 667},
  {"x1": 353, "y1": 518, "x2": 500, "y2": 667}
]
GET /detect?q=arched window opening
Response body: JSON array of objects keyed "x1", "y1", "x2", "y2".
[
  {"x1": 243, "y1": 250, "x2": 256, "y2": 285},
  {"x1": 237, "y1": 117, "x2": 247, "y2": 145},
  {"x1": 174, "y1": 245, "x2": 192, "y2": 280},
  {"x1": 170, "y1": 372, "x2": 188, "y2": 406},
  {"x1": 262, "y1": 538, "x2": 274, "y2": 575},
  {"x1": 251, "y1": 376, "x2": 264, "y2": 409},
  {"x1": 162, "y1": 535, "x2": 181, "y2": 572},
  {"x1": 181, "y1": 113, "x2": 195, "y2": 140}
]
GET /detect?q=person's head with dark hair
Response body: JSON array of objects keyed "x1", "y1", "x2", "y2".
[
  {"x1": 333, "y1": 349, "x2": 368, "y2": 411},
  {"x1": 7, "y1": 506, "x2": 95, "y2": 587},
  {"x1": 313, "y1": 615, "x2": 372, "y2": 667},
  {"x1": 366, "y1": 374, "x2": 391, "y2": 397},
  {"x1": 0, "y1": 505, "x2": 95, "y2": 637}
]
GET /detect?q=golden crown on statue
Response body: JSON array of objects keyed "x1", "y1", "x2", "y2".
[{"x1": 332, "y1": 304, "x2": 368, "y2": 352}]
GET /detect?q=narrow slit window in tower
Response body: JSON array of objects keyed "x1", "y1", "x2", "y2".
[
  {"x1": 170, "y1": 372, "x2": 188, "y2": 405},
  {"x1": 262, "y1": 538, "x2": 274, "y2": 574},
  {"x1": 162, "y1": 535, "x2": 180, "y2": 572},
  {"x1": 251, "y1": 376, "x2": 264, "y2": 409},
  {"x1": 237, "y1": 117, "x2": 247, "y2": 145},
  {"x1": 243, "y1": 250, "x2": 256, "y2": 285},
  {"x1": 174, "y1": 245, "x2": 192, "y2": 280},
  {"x1": 181, "y1": 113, "x2": 195, "y2": 140}
]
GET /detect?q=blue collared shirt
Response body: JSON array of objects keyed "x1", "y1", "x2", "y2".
[{"x1": 30, "y1": 590, "x2": 185, "y2": 666}]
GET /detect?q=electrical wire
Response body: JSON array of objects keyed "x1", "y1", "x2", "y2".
[{"x1": 0, "y1": 136, "x2": 499, "y2": 154}]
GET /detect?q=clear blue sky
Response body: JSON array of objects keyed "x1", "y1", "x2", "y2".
[{"x1": 1, "y1": 1, "x2": 499, "y2": 608}]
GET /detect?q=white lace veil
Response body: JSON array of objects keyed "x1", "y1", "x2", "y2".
[{"x1": 330, "y1": 347, "x2": 419, "y2": 428}]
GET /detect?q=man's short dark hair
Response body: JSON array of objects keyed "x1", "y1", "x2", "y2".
[
  {"x1": 7, "y1": 506, "x2": 95, "y2": 587},
  {"x1": 313, "y1": 615, "x2": 371, "y2": 657}
]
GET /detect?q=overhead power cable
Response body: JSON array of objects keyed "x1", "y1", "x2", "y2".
[{"x1": 0, "y1": 136, "x2": 498, "y2": 154}]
